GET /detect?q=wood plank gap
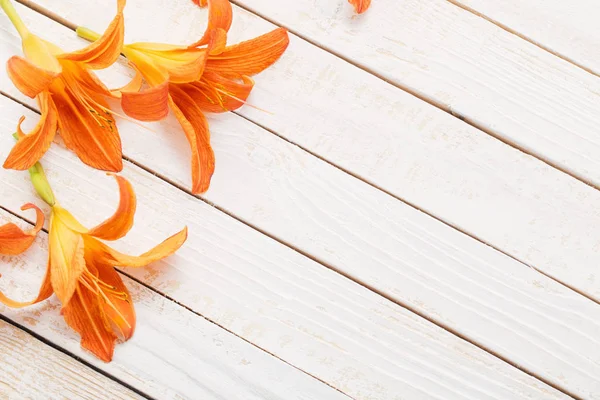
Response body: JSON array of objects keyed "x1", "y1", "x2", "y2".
[
  {"x1": 8, "y1": 2, "x2": 600, "y2": 313},
  {"x1": 15, "y1": 0, "x2": 600, "y2": 197},
  {"x1": 0, "y1": 312, "x2": 156, "y2": 400},
  {"x1": 0, "y1": 91, "x2": 584, "y2": 400},
  {"x1": 0, "y1": 203, "x2": 356, "y2": 400},
  {"x1": 444, "y1": 0, "x2": 600, "y2": 79},
  {"x1": 0, "y1": 5, "x2": 592, "y2": 396},
  {"x1": 226, "y1": 0, "x2": 600, "y2": 194},
  {"x1": 0, "y1": 89, "x2": 582, "y2": 399},
  {"x1": 233, "y1": 97, "x2": 600, "y2": 311}
]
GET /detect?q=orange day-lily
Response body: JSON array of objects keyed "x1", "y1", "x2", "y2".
[
  {"x1": 348, "y1": 0, "x2": 371, "y2": 13},
  {"x1": 77, "y1": 0, "x2": 290, "y2": 194},
  {"x1": 0, "y1": 165, "x2": 188, "y2": 362},
  {"x1": 0, "y1": 0, "x2": 126, "y2": 172},
  {"x1": 0, "y1": 203, "x2": 43, "y2": 255}
]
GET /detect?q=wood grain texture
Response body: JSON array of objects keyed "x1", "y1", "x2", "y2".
[
  {"x1": 19, "y1": 0, "x2": 600, "y2": 305},
  {"x1": 452, "y1": 0, "x2": 600, "y2": 76},
  {"x1": 230, "y1": 0, "x2": 600, "y2": 187},
  {"x1": 0, "y1": 212, "x2": 350, "y2": 400},
  {"x1": 0, "y1": 319, "x2": 142, "y2": 400},
  {"x1": 0, "y1": 100, "x2": 571, "y2": 400},
  {"x1": 0, "y1": 3, "x2": 598, "y2": 397}
]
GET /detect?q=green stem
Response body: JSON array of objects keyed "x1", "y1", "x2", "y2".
[
  {"x1": 12, "y1": 133, "x2": 56, "y2": 207},
  {"x1": 76, "y1": 26, "x2": 101, "y2": 42},
  {"x1": 0, "y1": 0, "x2": 29, "y2": 39}
]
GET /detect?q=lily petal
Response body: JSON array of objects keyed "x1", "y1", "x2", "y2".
[
  {"x1": 124, "y1": 44, "x2": 207, "y2": 84},
  {"x1": 49, "y1": 210, "x2": 86, "y2": 304},
  {"x1": 121, "y1": 80, "x2": 170, "y2": 122},
  {"x1": 88, "y1": 175, "x2": 136, "y2": 241},
  {"x1": 111, "y1": 63, "x2": 144, "y2": 97},
  {"x1": 0, "y1": 203, "x2": 44, "y2": 255},
  {"x1": 53, "y1": 71, "x2": 123, "y2": 172},
  {"x1": 52, "y1": 206, "x2": 89, "y2": 234},
  {"x1": 205, "y1": 28, "x2": 289, "y2": 79},
  {"x1": 86, "y1": 227, "x2": 188, "y2": 268},
  {"x1": 0, "y1": 260, "x2": 53, "y2": 308},
  {"x1": 7, "y1": 55, "x2": 59, "y2": 98},
  {"x1": 89, "y1": 258, "x2": 136, "y2": 340},
  {"x1": 169, "y1": 86, "x2": 215, "y2": 194},
  {"x1": 348, "y1": 0, "x2": 371, "y2": 13},
  {"x1": 184, "y1": 72, "x2": 254, "y2": 113},
  {"x1": 189, "y1": 0, "x2": 233, "y2": 49},
  {"x1": 57, "y1": 0, "x2": 126, "y2": 69},
  {"x1": 3, "y1": 92, "x2": 58, "y2": 170},
  {"x1": 62, "y1": 286, "x2": 117, "y2": 362}
]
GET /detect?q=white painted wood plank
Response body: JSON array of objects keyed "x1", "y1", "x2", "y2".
[
  {"x1": 0, "y1": 3, "x2": 598, "y2": 397},
  {"x1": 22, "y1": 0, "x2": 600, "y2": 305},
  {"x1": 452, "y1": 0, "x2": 600, "y2": 76},
  {"x1": 0, "y1": 104, "x2": 571, "y2": 400},
  {"x1": 0, "y1": 319, "x2": 142, "y2": 400},
  {"x1": 228, "y1": 0, "x2": 600, "y2": 188},
  {"x1": 0, "y1": 212, "x2": 349, "y2": 400}
]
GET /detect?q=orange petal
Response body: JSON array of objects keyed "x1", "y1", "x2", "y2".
[
  {"x1": 121, "y1": 80, "x2": 170, "y2": 122},
  {"x1": 3, "y1": 93, "x2": 58, "y2": 171},
  {"x1": 57, "y1": 0, "x2": 126, "y2": 69},
  {"x1": 206, "y1": 28, "x2": 228, "y2": 55},
  {"x1": 87, "y1": 258, "x2": 135, "y2": 340},
  {"x1": 184, "y1": 72, "x2": 254, "y2": 113},
  {"x1": 6, "y1": 56, "x2": 59, "y2": 98},
  {"x1": 88, "y1": 175, "x2": 136, "y2": 241},
  {"x1": 85, "y1": 227, "x2": 188, "y2": 268},
  {"x1": 62, "y1": 286, "x2": 117, "y2": 362},
  {"x1": 49, "y1": 209, "x2": 86, "y2": 305},
  {"x1": 169, "y1": 87, "x2": 215, "y2": 194},
  {"x1": 0, "y1": 259, "x2": 53, "y2": 308},
  {"x1": 53, "y1": 73, "x2": 123, "y2": 172},
  {"x1": 189, "y1": 0, "x2": 233, "y2": 49},
  {"x1": 348, "y1": 0, "x2": 371, "y2": 13},
  {"x1": 124, "y1": 44, "x2": 207, "y2": 84},
  {"x1": 205, "y1": 28, "x2": 289, "y2": 79},
  {"x1": 110, "y1": 64, "x2": 144, "y2": 97},
  {"x1": 0, "y1": 203, "x2": 44, "y2": 255},
  {"x1": 51, "y1": 206, "x2": 89, "y2": 234}
]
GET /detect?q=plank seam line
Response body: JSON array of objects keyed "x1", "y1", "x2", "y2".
[
  {"x1": 226, "y1": 1, "x2": 600, "y2": 194},
  {"x1": 444, "y1": 0, "x2": 600, "y2": 79},
  {"x1": 0, "y1": 3, "x2": 588, "y2": 397},
  {"x1": 0, "y1": 90, "x2": 581, "y2": 400},
  {"x1": 11, "y1": 0, "x2": 600, "y2": 309},
  {"x1": 14, "y1": 0, "x2": 600, "y2": 196},
  {"x1": 0, "y1": 204, "x2": 355, "y2": 400},
  {"x1": 0, "y1": 296, "x2": 156, "y2": 400}
]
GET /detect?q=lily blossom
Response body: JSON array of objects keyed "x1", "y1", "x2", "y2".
[
  {"x1": 78, "y1": 0, "x2": 289, "y2": 194},
  {"x1": 348, "y1": 0, "x2": 371, "y2": 13},
  {"x1": 0, "y1": 203, "x2": 43, "y2": 255},
  {"x1": 0, "y1": 174, "x2": 188, "y2": 362},
  {"x1": 0, "y1": 0, "x2": 126, "y2": 172}
]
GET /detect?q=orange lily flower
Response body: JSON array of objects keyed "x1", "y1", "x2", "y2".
[
  {"x1": 0, "y1": 174, "x2": 188, "y2": 362},
  {"x1": 78, "y1": 0, "x2": 289, "y2": 194},
  {"x1": 0, "y1": 203, "x2": 43, "y2": 255},
  {"x1": 1, "y1": 0, "x2": 126, "y2": 172},
  {"x1": 348, "y1": 0, "x2": 371, "y2": 13}
]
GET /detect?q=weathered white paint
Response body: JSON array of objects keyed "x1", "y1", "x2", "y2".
[
  {"x1": 16, "y1": 0, "x2": 600, "y2": 305},
  {"x1": 452, "y1": 0, "x2": 600, "y2": 76},
  {"x1": 0, "y1": 3, "x2": 597, "y2": 398},
  {"x1": 0, "y1": 319, "x2": 141, "y2": 400},
  {"x1": 0, "y1": 101, "x2": 572, "y2": 399},
  {"x1": 0, "y1": 211, "x2": 351, "y2": 400},
  {"x1": 230, "y1": 0, "x2": 600, "y2": 188}
]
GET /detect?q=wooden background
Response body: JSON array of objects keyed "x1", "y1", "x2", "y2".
[{"x1": 1, "y1": 0, "x2": 600, "y2": 399}]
